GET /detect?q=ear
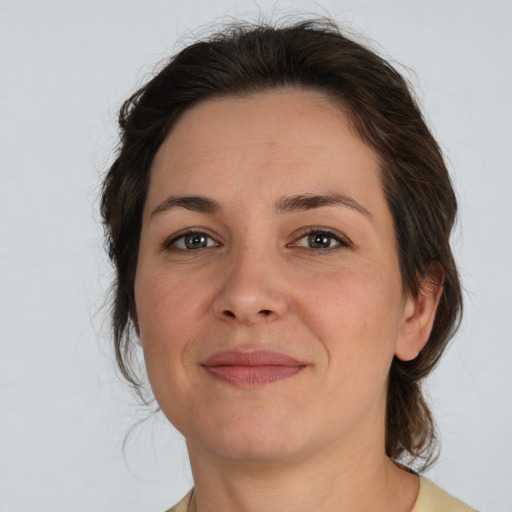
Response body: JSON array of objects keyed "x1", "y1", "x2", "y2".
[{"x1": 395, "y1": 264, "x2": 444, "y2": 362}]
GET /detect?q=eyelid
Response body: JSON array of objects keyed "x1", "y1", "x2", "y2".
[
  {"x1": 288, "y1": 227, "x2": 352, "y2": 250},
  {"x1": 160, "y1": 226, "x2": 351, "y2": 252},
  {"x1": 161, "y1": 228, "x2": 221, "y2": 251}
]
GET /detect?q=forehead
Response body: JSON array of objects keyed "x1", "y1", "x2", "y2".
[{"x1": 147, "y1": 88, "x2": 384, "y2": 215}]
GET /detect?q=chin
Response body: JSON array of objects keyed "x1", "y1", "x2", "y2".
[
  {"x1": 197, "y1": 436, "x2": 304, "y2": 465},
  {"x1": 186, "y1": 410, "x2": 311, "y2": 464}
]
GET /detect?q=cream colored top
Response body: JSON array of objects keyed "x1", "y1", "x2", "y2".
[
  {"x1": 165, "y1": 477, "x2": 477, "y2": 512},
  {"x1": 412, "y1": 478, "x2": 477, "y2": 511}
]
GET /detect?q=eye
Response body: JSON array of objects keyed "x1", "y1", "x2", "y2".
[
  {"x1": 165, "y1": 230, "x2": 219, "y2": 250},
  {"x1": 293, "y1": 229, "x2": 349, "y2": 251}
]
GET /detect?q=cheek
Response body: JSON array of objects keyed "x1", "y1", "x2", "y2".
[
  {"x1": 297, "y1": 268, "x2": 403, "y2": 331},
  {"x1": 136, "y1": 267, "x2": 208, "y2": 339},
  {"x1": 134, "y1": 269, "x2": 207, "y2": 391},
  {"x1": 294, "y1": 268, "x2": 404, "y2": 372}
]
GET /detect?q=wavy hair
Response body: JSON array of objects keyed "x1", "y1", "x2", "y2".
[{"x1": 101, "y1": 18, "x2": 462, "y2": 469}]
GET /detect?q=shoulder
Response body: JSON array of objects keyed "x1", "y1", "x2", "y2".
[
  {"x1": 164, "y1": 489, "x2": 193, "y2": 512},
  {"x1": 412, "y1": 477, "x2": 478, "y2": 512},
  {"x1": 164, "y1": 481, "x2": 478, "y2": 512}
]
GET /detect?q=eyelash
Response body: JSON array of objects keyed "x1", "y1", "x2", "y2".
[
  {"x1": 289, "y1": 227, "x2": 351, "y2": 253},
  {"x1": 161, "y1": 227, "x2": 351, "y2": 253},
  {"x1": 161, "y1": 229, "x2": 220, "y2": 252}
]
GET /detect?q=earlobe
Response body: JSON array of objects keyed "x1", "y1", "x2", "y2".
[{"x1": 395, "y1": 264, "x2": 444, "y2": 361}]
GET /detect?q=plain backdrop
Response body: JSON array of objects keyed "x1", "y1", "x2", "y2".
[{"x1": 1, "y1": 0, "x2": 511, "y2": 511}]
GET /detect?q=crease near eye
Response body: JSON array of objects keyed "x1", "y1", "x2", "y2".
[
  {"x1": 163, "y1": 229, "x2": 219, "y2": 251},
  {"x1": 161, "y1": 227, "x2": 350, "y2": 253},
  {"x1": 291, "y1": 228, "x2": 350, "y2": 251}
]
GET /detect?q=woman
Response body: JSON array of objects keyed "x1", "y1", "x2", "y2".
[{"x1": 101, "y1": 19, "x2": 476, "y2": 511}]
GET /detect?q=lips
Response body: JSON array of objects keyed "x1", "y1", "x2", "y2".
[{"x1": 200, "y1": 350, "x2": 307, "y2": 387}]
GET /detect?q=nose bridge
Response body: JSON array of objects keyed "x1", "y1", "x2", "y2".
[{"x1": 211, "y1": 236, "x2": 288, "y2": 323}]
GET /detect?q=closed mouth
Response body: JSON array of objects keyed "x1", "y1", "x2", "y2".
[{"x1": 200, "y1": 349, "x2": 307, "y2": 386}]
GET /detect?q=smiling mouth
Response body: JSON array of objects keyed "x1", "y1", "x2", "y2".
[{"x1": 200, "y1": 350, "x2": 307, "y2": 387}]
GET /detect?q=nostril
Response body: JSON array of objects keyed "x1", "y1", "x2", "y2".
[{"x1": 219, "y1": 309, "x2": 275, "y2": 320}]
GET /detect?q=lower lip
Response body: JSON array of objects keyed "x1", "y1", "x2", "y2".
[{"x1": 202, "y1": 365, "x2": 305, "y2": 386}]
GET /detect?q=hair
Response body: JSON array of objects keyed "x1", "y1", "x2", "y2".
[{"x1": 101, "y1": 18, "x2": 462, "y2": 469}]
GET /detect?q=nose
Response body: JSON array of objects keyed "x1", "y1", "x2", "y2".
[{"x1": 211, "y1": 246, "x2": 289, "y2": 324}]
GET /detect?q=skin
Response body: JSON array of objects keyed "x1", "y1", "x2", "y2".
[{"x1": 134, "y1": 89, "x2": 442, "y2": 512}]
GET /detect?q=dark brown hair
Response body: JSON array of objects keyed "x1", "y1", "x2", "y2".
[{"x1": 101, "y1": 18, "x2": 462, "y2": 469}]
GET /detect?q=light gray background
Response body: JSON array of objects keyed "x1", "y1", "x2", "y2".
[{"x1": 1, "y1": 1, "x2": 511, "y2": 511}]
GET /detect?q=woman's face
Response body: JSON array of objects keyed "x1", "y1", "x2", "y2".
[{"x1": 135, "y1": 89, "x2": 422, "y2": 465}]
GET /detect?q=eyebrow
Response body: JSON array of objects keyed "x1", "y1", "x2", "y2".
[
  {"x1": 150, "y1": 192, "x2": 371, "y2": 219},
  {"x1": 150, "y1": 195, "x2": 221, "y2": 219},
  {"x1": 275, "y1": 193, "x2": 371, "y2": 217}
]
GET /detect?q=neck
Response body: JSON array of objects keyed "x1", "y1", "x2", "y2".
[{"x1": 186, "y1": 436, "x2": 419, "y2": 512}]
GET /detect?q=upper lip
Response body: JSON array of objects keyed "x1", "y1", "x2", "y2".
[{"x1": 200, "y1": 350, "x2": 306, "y2": 367}]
